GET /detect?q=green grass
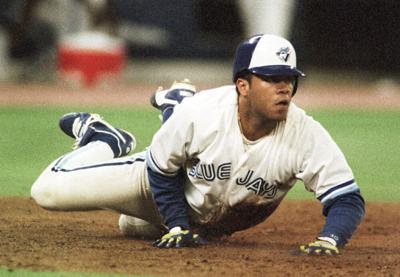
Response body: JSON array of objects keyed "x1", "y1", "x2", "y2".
[{"x1": 0, "y1": 107, "x2": 399, "y2": 202}]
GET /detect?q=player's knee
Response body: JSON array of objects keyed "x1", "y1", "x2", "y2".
[
  {"x1": 118, "y1": 215, "x2": 163, "y2": 239},
  {"x1": 31, "y1": 185, "x2": 55, "y2": 210},
  {"x1": 30, "y1": 175, "x2": 62, "y2": 210}
]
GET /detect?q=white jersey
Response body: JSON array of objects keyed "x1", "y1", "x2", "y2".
[{"x1": 147, "y1": 85, "x2": 358, "y2": 226}]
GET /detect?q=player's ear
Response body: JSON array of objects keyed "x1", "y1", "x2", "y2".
[{"x1": 236, "y1": 78, "x2": 250, "y2": 97}]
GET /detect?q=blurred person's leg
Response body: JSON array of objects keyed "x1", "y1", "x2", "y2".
[
  {"x1": 237, "y1": 0, "x2": 296, "y2": 38},
  {"x1": 0, "y1": 27, "x2": 9, "y2": 81}
]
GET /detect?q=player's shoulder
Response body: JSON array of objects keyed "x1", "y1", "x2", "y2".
[
  {"x1": 286, "y1": 102, "x2": 328, "y2": 136},
  {"x1": 287, "y1": 103, "x2": 308, "y2": 123},
  {"x1": 285, "y1": 103, "x2": 318, "y2": 131}
]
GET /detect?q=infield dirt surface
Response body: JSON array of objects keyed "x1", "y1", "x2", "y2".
[
  {"x1": 1, "y1": 197, "x2": 399, "y2": 276},
  {"x1": 1, "y1": 82, "x2": 400, "y2": 276}
]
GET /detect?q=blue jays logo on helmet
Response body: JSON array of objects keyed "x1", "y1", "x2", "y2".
[{"x1": 276, "y1": 47, "x2": 290, "y2": 62}]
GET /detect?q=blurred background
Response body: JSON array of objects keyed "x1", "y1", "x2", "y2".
[{"x1": 0, "y1": 0, "x2": 399, "y2": 86}]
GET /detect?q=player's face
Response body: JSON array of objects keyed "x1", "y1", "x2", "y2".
[{"x1": 245, "y1": 74, "x2": 295, "y2": 121}]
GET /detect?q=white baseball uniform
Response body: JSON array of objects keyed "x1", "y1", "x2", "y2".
[
  {"x1": 146, "y1": 85, "x2": 359, "y2": 233},
  {"x1": 31, "y1": 84, "x2": 360, "y2": 237}
]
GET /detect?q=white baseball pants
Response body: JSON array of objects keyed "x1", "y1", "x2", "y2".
[{"x1": 31, "y1": 141, "x2": 164, "y2": 237}]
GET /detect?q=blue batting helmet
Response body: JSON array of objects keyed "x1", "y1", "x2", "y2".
[{"x1": 233, "y1": 34, "x2": 305, "y2": 94}]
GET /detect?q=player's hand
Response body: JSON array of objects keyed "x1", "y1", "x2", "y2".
[
  {"x1": 153, "y1": 226, "x2": 206, "y2": 248},
  {"x1": 299, "y1": 238, "x2": 339, "y2": 256}
]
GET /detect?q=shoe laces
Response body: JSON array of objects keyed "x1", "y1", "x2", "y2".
[{"x1": 71, "y1": 114, "x2": 101, "y2": 148}]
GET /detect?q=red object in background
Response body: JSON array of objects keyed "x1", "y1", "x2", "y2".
[{"x1": 57, "y1": 45, "x2": 126, "y2": 87}]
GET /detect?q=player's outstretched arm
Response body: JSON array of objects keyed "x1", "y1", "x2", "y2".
[
  {"x1": 300, "y1": 191, "x2": 365, "y2": 256},
  {"x1": 147, "y1": 167, "x2": 207, "y2": 248}
]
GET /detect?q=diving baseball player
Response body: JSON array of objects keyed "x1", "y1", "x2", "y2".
[{"x1": 31, "y1": 34, "x2": 365, "y2": 255}]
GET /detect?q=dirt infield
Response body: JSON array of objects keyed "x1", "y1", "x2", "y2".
[
  {"x1": 0, "y1": 197, "x2": 399, "y2": 276},
  {"x1": 1, "y1": 81, "x2": 400, "y2": 276}
]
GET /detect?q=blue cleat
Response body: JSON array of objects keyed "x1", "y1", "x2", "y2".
[
  {"x1": 59, "y1": 112, "x2": 136, "y2": 157},
  {"x1": 150, "y1": 79, "x2": 196, "y2": 122}
]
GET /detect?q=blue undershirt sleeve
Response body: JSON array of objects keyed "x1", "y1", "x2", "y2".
[
  {"x1": 319, "y1": 190, "x2": 365, "y2": 247},
  {"x1": 147, "y1": 166, "x2": 190, "y2": 230}
]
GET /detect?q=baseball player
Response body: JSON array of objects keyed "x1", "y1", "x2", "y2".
[{"x1": 31, "y1": 34, "x2": 365, "y2": 255}]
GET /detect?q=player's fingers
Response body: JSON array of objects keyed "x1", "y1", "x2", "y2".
[
  {"x1": 153, "y1": 239, "x2": 162, "y2": 247},
  {"x1": 165, "y1": 237, "x2": 176, "y2": 248},
  {"x1": 155, "y1": 238, "x2": 168, "y2": 248},
  {"x1": 154, "y1": 240, "x2": 163, "y2": 248},
  {"x1": 299, "y1": 245, "x2": 310, "y2": 254},
  {"x1": 323, "y1": 249, "x2": 337, "y2": 256},
  {"x1": 299, "y1": 244, "x2": 339, "y2": 256},
  {"x1": 175, "y1": 236, "x2": 185, "y2": 248}
]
